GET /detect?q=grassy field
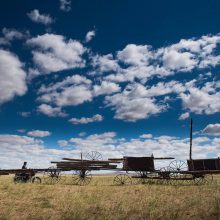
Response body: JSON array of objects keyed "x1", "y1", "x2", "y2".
[{"x1": 0, "y1": 175, "x2": 220, "y2": 220}]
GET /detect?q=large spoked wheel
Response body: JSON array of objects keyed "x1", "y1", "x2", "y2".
[
  {"x1": 158, "y1": 167, "x2": 171, "y2": 185},
  {"x1": 193, "y1": 168, "x2": 213, "y2": 185},
  {"x1": 57, "y1": 171, "x2": 66, "y2": 184},
  {"x1": 43, "y1": 167, "x2": 62, "y2": 185},
  {"x1": 193, "y1": 173, "x2": 214, "y2": 185},
  {"x1": 72, "y1": 170, "x2": 92, "y2": 186},
  {"x1": 169, "y1": 160, "x2": 188, "y2": 172},
  {"x1": 169, "y1": 160, "x2": 190, "y2": 186},
  {"x1": 113, "y1": 174, "x2": 132, "y2": 185},
  {"x1": 85, "y1": 151, "x2": 103, "y2": 161},
  {"x1": 32, "y1": 176, "x2": 42, "y2": 184}
]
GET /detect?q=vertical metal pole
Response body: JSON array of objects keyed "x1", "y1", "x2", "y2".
[
  {"x1": 189, "y1": 118, "x2": 193, "y2": 160},
  {"x1": 80, "y1": 152, "x2": 84, "y2": 172}
]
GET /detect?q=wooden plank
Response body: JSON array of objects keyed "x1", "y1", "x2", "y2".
[
  {"x1": 56, "y1": 165, "x2": 117, "y2": 168},
  {"x1": 154, "y1": 157, "x2": 175, "y2": 160},
  {"x1": 51, "y1": 161, "x2": 112, "y2": 165},
  {"x1": 109, "y1": 157, "x2": 175, "y2": 161},
  {"x1": 108, "y1": 158, "x2": 124, "y2": 161},
  {"x1": 62, "y1": 158, "x2": 121, "y2": 163}
]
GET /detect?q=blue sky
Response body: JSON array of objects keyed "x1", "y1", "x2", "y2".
[{"x1": 0, "y1": 0, "x2": 220, "y2": 168}]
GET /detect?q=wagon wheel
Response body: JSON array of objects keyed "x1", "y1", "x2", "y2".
[
  {"x1": 32, "y1": 176, "x2": 41, "y2": 184},
  {"x1": 72, "y1": 169, "x2": 92, "y2": 186},
  {"x1": 169, "y1": 160, "x2": 188, "y2": 172},
  {"x1": 113, "y1": 174, "x2": 132, "y2": 185},
  {"x1": 169, "y1": 160, "x2": 190, "y2": 185},
  {"x1": 158, "y1": 167, "x2": 171, "y2": 185},
  {"x1": 58, "y1": 171, "x2": 67, "y2": 184},
  {"x1": 85, "y1": 151, "x2": 103, "y2": 161},
  {"x1": 43, "y1": 167, "x2": 62, "y2": 185},
  {"x1": 193, "y1": 167, "x2": 213, "y2": 185}
]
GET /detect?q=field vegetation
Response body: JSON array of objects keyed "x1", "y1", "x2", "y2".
[{"x1": 0, "y1": 175, "x2": 220, "y2": 220}]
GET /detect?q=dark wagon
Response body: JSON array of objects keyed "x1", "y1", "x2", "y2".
[
  {"x1": 187, "y1": 158, "x2": 220, "y2": 171},
  {"x1": 112, "y1": 156, "x2": 174, "y2": 185},
  {"x1": 123, "y1": 156, "x2": 155, "y2": 172}
]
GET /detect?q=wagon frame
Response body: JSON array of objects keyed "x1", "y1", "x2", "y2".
[{"x1": 1, "y1": 119, "x2": 220, "y2": 186}]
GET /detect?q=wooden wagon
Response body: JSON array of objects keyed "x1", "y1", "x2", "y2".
[{"x1": 187, "y1": 158, "x2": 220, "y2": 171}]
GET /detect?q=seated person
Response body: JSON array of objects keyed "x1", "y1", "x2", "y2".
[
  {"x1": 21, "y1": 162, "x2": 29, "y2": 181},
  {"x1": 22, "y1": 161, "x2": 27, "y2": 169}
]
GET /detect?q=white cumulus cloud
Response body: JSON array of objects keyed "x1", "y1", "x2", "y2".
[
  {"x1": 162, "y1": 49, "x2": 197, "y2": 71},
  {"x1": 27, "y1": 130, "x2": 51, "y2": 137},
  {"x1": 105, "y1": 83, "x2": 165, "y2": 122},
  {"x1": 85, "y1": 30, "x2": 95, "y2": 42},
  {"x1": 69, "y1": 114, "x2": 103, "y2": 125},
  {"x1": 117, "y1": 44, "x2": 153, "y2": 66},
  {"x1": 37, "y1": 75, "x2": 93, "y2": 107},
  {"x1": 37, "y1": 104, "x2": 67, "y2": 117},
  {"x1": 180, "y1": 82, "x2": 220, "y2": 115},
  {"x1": 179, "y1": 112, "x2": 190, "y2": 120},
  {"x1": 60, "y1": 0, "x2": 71, "y2": 12},
  {"x1": 57, "y1": 140, "x2": 69, "y2": 147},
  {"x1": 0, "y1": 49, "x2": 27, "y2": 104},
  {"x1": 93, "y1": 81, "x2": 121, "y2": 96},
  {"x1": 27, "y1": 34, "x2": 86, "y2": 75},
  {"x1": 0, "y1": 134, "x2": 81, "y2": 168},
  {"x1": 203, "y1": 124, "x2": 220, "y2": 136},
  {"x1": 140, "y1": 134, "x2": 153, "y2": 139},
  {"x1": 27, "y1": 9, "x2": 54, "y2": 25},
  {"x1": 94, "y1": 34, "x2": 220, "y2": 83},
  {"x1": 0, "y1": 28, "x2": 29, "y2": 45},
  {"x1": 92, "y1": 54, "x2": 120, "y2": 73}
]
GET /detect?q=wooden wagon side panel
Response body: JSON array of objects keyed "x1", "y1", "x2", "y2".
[
  {"x1": 187, "y1": 158, "x2": 220, "y2": 171},
  {"x1": 123, "y1": 157, "x2": 155, "y2": 171}
]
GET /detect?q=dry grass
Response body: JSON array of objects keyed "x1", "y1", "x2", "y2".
[{"x1": 0, "y1": 175, "x2": 220, "y2": 220}]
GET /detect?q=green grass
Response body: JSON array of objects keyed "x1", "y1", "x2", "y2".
[{"x1": 0, "y1": 175, "x2": 220, "y2": 220}]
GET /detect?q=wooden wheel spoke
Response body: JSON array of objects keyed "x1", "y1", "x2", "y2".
[
  {"x1": 86, "y1": 151, "x2": 103, "y2": 161},
  {"x1": 115, "y1": 176, "x2": 121, "y2": 182},
  {"x1": 43, "y1": 167, "x2": 62, "y2": 185},
  {"x1": 114, "y1": 174, "x2": 131, "y2": 185},
  {"x1": 74, "y1": 178, "x2": 81, "y2": 184},
  {"x1": 75, "y1": 177, "x2": 82, "y2": 185},
  {"x1": 72, "y1": 170, "x2": 92, "y2": 185},
  {"x1": 193, "y1": 167, "x2": 213, "y2": 185},
  {"x1": 91, "y1": 151, "x2": 95, "y2": 159}
]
